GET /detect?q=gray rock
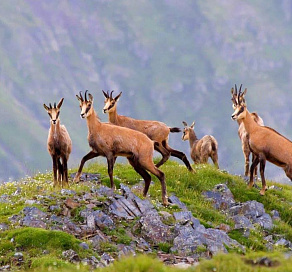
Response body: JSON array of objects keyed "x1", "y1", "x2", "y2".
[
  {"x1": 253, "y1": 213, "x2": 273, "y2": 230},
  {"x1": 0, "y1": 223, "x2": 9, "y2": 231},
  {"x1": 168, "y1": 195, "x2": 188, "y2": 211},
  {"x1": 140, "y1": 209, "x2": 175, "y2": 244},
  {"x1": 271, "y1": 210, "x2": 281, "y2": 221},
  {"x1": 79, "y1": 242, "x2": 89, "y2": 250},
  {"x1": 60, "y1": 189, "x2": 76, "y2": 195},
  {"x1": 89, "y1": 230, "x2": 108, "y2": 248},
  {"x1": 22, "y1": 207, "x2": 47, "y2": 220},
  {"x1": 117, "y1": 244, "x2": 136, "y2": 258},
  {"x1": 100, "y1": 253, "x2": 114, "y2": 266},
  {"x1": 232, "y1": 215, "x2": 254, "y2": 230},
  {"x1": 275, "y1": 238, "x2": 292, "y2": 248},
  {"x1": 21, "y1": 216, "x2": 47, "y2": 229},
  {"x1": 62, "y1": 249, "x2": 80, "y2": 263}
]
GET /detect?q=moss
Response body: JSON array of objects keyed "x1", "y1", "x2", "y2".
[{"x1": 157, "y1": 242, "x2": 172, "y2": 253}]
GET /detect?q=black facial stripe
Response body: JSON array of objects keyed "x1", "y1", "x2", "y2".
[
  {"x1": 56, "y1": 111, "x2": 60, "y2": 119},
  {"x1": 48, "y1": 113, "x2": 52, "y2": 119},
  {"x1": 107, "y1": 103, "x2": 115, "y2": 111},
  {"x1": 237, "y1": 106, "x2": 245, "y2": 115},
  {"x1": 85, "y1": 104, "x2": 91, "y2": 114}
]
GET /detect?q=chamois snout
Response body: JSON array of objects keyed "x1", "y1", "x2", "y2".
[
  {"x1": 80, "y1": 113, "x2": 86, "y2": 119},
  {"x1": 52, "y1": 119, "x2": 57, "y2": 124},
  {"x1": 231, "y1": 114, "x2": 237, "y2": 120}
]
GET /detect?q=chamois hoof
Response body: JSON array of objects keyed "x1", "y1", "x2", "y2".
[{"x1": 260, "y1": 188, "x2": 267, "y2": 196}]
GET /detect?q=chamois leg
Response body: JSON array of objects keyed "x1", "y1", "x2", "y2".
[
  {"x1": 258, "y1": 155, "x2": 267, "y2": 195},
  {"x1": 163, "y1": 141, "x2": 194, "y2": 172},
  {"x1": 106, "y1": 155, "x2": 116, "y2": 190},
  {"x1": 251, "y1": 153, "x2": 258, "y2": 180},
  {"x1": 284, "y1": 164, "x2": 292, "y2": 181},
  {"x1": 57, "y1": 158, "x2": 63, "y2": 187},
  {"x1": 243, "y1": 144, "x2": 250, "y2": 178},
  {"x1": 211, "y1": 152, "x2": 219, "y2": 169},
  {"x1": 127, "y1": 157, "x2": 151, "y2": 197},
  {"x1": 248, "y1": 155, "x2": 259, "y2": 189},
  {"x1": 73, "y1": 151, "x2": 99, "y2": 182},
  {"x1": 51, "y1": 155, "x2": 58, "y2": 187},
  {"x1": 141, "y1": 159, "x2": 168, "y2": 206},
  {"x1": 154, "y1": 142, "x2": 171, "y2": 168},
  {"x1": 62, "y1": 156, "x2": 69, "y2": 188}
]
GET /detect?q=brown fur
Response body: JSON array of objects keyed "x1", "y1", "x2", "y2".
[
  {"x1": 43, "y1": 98, "x2": 72, "y2": 187},
  {"x1": 231, "y1": 86, "x2": 292, "y2": 195},
  {"x1": 182, "y1": 121, "x2": 219, "y2": 168},
  {"x1": 74, "y1": 91, "x2": 168, "y2": 205},
  {"x1": 102, "y1": 91, "x2": 193, "y2": 172}
]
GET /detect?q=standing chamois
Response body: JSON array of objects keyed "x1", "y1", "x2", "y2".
[
  {"x1": 43, "y1": 98, "x2": 72, "y2": 187},
  {"x1": 102, "y1": 90, "x2": 193, "y2": 172},
  {"x1": 74, "y1": 91, "x2": 168, "y2": 205},
  {"x1": 182, "y1": 121, "x2": 219, "y2": 168},
  {"x1": 231, "y1": 84, "x2": 264, "y2": 179},
  {"x1": 231, "y1": 85, "x2": 292, "y2": 195}
]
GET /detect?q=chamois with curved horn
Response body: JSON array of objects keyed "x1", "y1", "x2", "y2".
[
  {"x1": 231, "y1": 86, "x2": 292, "y2": 195},
  {"x1": 43, "y1": 98, "x2": 72, "y2": 187},
  {"x1": 182, "y1": 121, "x2": 219, "y2": 168},
  {"x1": 231, "y1": 84, "x2": 264, "y2": 179},
  {"x1": 102, "y1": 90, "x2": 193, "y2": 172},
  {"x1": 74, "y1": 91, "x2": 168, "y2": 205}
]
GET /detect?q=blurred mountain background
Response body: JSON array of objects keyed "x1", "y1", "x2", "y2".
[{"x1": 1, "y1": 0, "x2": 292, "y2": 183}]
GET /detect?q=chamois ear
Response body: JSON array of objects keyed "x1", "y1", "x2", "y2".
[
  {"x1": 182, "y1": 121, "x2": 188, "y2": 127},
  {"x1": 242, "y1": 88, "x2": 247, "y2": 96},
  {"x1": 231, "y1": 87, "x2": 234, "y2": 95},
  {"x1": 43, "y1": 104, "x2": 49, "y2": 111},
  {"x1": 102, "y1": 90, "x2": 108, "y2": 98},
  {"x1": 88, "y1": 93, "x2": 94, "y2": 102},
  {"x1": 57, "y1": 98, "x2": 64, "y2": 109},
  {"x1": 190, "y1": 121, "x2": 195, "y2": 128},
  {"x1": 114, "y1": 91, "x2": 122, "y2": 101}
]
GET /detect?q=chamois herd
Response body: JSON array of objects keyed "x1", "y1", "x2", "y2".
[{"x1": 43, "y1": 86, "x2": 292, "y2": 205}]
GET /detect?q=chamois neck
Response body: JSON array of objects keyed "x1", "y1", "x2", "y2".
[
  {"x1": 241, "y1": 109, "x2": 258, "y2": 133},
  {"x1": 86, "y1": 109, "x2": 101, "y2": 131},
  {"x1": 189, "y1": 129, "x2": 198, "y2": 148},
  {"x1": 108, "y1": 107, "x2": 119, "y2": 124},
  {"x1": 50, "y1": 120, "x2": 61, "y2": 136}
]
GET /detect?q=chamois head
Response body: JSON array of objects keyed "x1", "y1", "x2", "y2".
[
  {"x1": 182, "y1": 121, "x2": 195, "y2": 141},
  {"x1": 231, "y1": 85, "x2": 248, "y2": 121},
  {"x1": 102, "y1": 90, "x2": 122, "y2": 114},
  {"x1": 76, "y1": 90, "x2": 94, "y2": 119},
  {"x1": 231, "y1": 84, "x2": 247, "y2": 109},
  {"x1": 43, "y1": 98, "x2": 64, "y2": 125}
]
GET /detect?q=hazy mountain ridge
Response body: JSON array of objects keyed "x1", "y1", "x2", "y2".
[{"x1": 1, "y1": 0, "x2": 292, "y2": 182}]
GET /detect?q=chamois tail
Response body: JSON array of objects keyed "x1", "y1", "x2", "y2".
[{"x1": 169, "y1": 127, "x2": 181, "y2": 133}]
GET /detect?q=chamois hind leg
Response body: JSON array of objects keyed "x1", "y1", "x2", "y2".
[
  {"x1": 127, "y1": 157, "x2": 151, "y2": 197},
  {"x1": 57, "y1": 158, "x2": 63, "y2": 187},
  {"x1": 140, "y1": 158, "x2": 168, "y2": 206},
  {"x1": 248, "y1": 155, "x2": 259, "y2": 189},
  {"x1": 163, "y1": 140, "x2": 194, "y2": 172},
  {"x1": 211, "y1": 151, "x2": 219, "y2": 169},
  {"x1": 284, "y1": 164, "x2": 292, "y2": 181},
  {"x1": 106, "y1": 155, "x2": 116, "y2": 190},
  {"x1": 251, "y1": 152, "x2": 258, "y2": 180},
  {"x1": 258, "y1": 154, "x2": 267, "y2": 195},
  {"x1": 154, "y1": 142, "x2": 171, "y2": 168},
  {"x1": 74, "y1": 151, "x2": 99, "y2": 182}
]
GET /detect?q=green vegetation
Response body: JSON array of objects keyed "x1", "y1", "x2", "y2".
[{"x1": 0, "y1": 161, "x2": 291, "y2": 271}]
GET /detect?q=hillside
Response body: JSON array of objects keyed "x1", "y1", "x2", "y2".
[
  {"x1": 0, "y1": 161, "x2": 292, "y2": 271},
  {"x1": 1, "y1": 1, "x2": 292, "y2": 182}
]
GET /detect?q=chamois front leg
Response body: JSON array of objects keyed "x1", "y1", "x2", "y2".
[
  {"x1": 154, "y1": 142, "x2": 171, "y2": 168},
  {"x1": 106, "y1": 155, "x2": 116, "y2": 190},
  {"x1": 74, "y1": 151, "x2": 99, "y2": 183},
  {"x1": 57, "y1": 158, "x2": 63, "y2": 187},
  {"x1": 62, "y1": 155, "x2": 69, "y2": 188},
  {"x1": 51, "y1": 155, "x2": 58, "y2": 187},
  {"x1": 248, "y1": 155, "x2": 259, "y2": 189}
]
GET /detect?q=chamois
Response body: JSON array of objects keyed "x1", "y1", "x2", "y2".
[
  {"x1": 43, "y1": 98, "x2": 72, "y2": 187},
  {"x1": 74, "y1": 91, "x2": 168, "y2": 205},
  {"x1": 102, "y1": 90, "x2": 193, "y2": 172},
  {"x1": 231, "y1": 85, "x2": 292, "y2": 195},
  {"x1": 231, "y1": 85, "x2": 264, "y2": 179},
  {"x1": 182, "y1": 121, "x2": 219, "y2": 168}
]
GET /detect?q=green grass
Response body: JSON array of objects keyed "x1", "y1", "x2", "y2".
[{"x1": 0, "y1": 160, "x2": 292, "y2": 271}]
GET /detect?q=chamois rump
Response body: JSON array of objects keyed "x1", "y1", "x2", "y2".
[
  {"x1": 182, "y1": 121, "x2": 219, "y2": 168},
  {"x1": 231, "y1": 84, "x2": 264, "y2": 179},
  {"x1": 231, "y1": 85, "x2": 292, "y2": 195},
  {"x1": 102, "y1": 90, "x2": 193, "y2": 172},
  {"x1": 43, "y1": 98, "x2": 72, "y2": 187},
  {"x1": 74, "y1": 91, "x2": 168, "y2": 205}
]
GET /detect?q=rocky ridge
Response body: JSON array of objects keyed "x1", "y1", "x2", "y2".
[{"x1": 0, "y1": 173, "x2": 291, "y2": 270}]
